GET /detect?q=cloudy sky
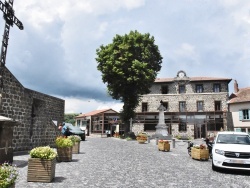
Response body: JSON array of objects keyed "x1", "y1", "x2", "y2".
[{"x1": 1, "y1": 0, "x2": 250, "y2": 113}]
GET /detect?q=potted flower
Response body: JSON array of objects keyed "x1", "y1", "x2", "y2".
[
  {"x1": 27, "y1": 146, "x2": 57, "y2": 182},
  {"x1": 191, "y1": 144, "x2": 209, "y2": 160},
  {"x1": 68, "y1": 135, "x2": 81, "y2": 154},
  {"x1": 158, "y1": 140, "x2": 170, "y2": 151},
  {"x1": 0, "y1": 162, "x2": 18, "y2": 188},
  {"x1": 136, "y1": 132, "x2": 148, "y2": 144},
  {"x1": 55, "y1": 136, "x2": 73, "y2": 162}
]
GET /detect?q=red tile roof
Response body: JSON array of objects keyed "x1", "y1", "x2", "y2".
[
  {"x1": 228, "y1": 87, "x2": 250, "y2": 104},
  {"x1": 75, "y1": 109, "x2": 118, "y2": 118},
  {"x1": 155, "y1": 77, "x2": 232, "y2": 83}
]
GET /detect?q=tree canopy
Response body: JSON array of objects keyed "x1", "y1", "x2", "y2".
[{"x1": 96, "y1": 30, "x2": 163, "y2": 133}]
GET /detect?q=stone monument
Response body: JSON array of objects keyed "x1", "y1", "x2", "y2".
[{"x1": 154, "y1": 101, "x2": 172, "y2": 140}]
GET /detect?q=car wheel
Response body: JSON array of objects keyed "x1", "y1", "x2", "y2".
[
  {"x1": 212, "y1": 160, "x2": 218, "y2": 171},
  {"x1": 81, "y1": 136, "x2": 85, "y2": 141}
]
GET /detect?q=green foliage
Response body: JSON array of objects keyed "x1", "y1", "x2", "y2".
[
  {"x1": 68, "y1": 135, "x2": 81, "y2": 144},
  {"x1": 64, "y1": 113, "x2": 79, "y2": 125},
  {"x1": 0, "y1": 163, "x2": 18, "y2": 188},
  {"x1": 96, "y1": 30, "x2": 163, "y2": 132},
  {"x1": 29, "y1": 146, "x2": 57, "y2": 160},
  {"x1": 55, "y1": 136, "x2": 73, "y2": 148}
]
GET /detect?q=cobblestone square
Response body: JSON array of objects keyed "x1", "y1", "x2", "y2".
[{"x1": 13, "y1": 137, "x2": 250, "y2": 188}]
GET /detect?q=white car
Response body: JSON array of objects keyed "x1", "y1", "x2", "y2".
[{"x1": 212, "y1": 131, "x2": 250, "y2": 171}]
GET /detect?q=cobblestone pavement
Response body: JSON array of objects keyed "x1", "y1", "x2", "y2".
[{"x1": 13, "y1": 136, "x2": 250, "y2": 188}]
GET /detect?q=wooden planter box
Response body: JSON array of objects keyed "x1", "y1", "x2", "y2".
[
  {"x1": 158, "y1": 141, "x2": 170, "y2": 151},
  {"x1": 27, "y1": 158, "x2": 56, "y2": 182},
  {"x1": 9, "y1": 183, "x2": 15, "y2": 188},
  {"x1": 57, "y1": 147, "x2": 72, "y2": 162},
  {"x1": 137, "y1": 140, "x2": 146, "y2": 144},
  {"x1": 191, "y1": 148, "x2": 209, "y2": 160},
  {"x1": 72, "y1": 142, "x2": 80, "y2": 154}
]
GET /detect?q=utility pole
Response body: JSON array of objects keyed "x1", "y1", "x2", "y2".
[{"x1": 0, "y1": 0, "x2": 23, "y2": 91}]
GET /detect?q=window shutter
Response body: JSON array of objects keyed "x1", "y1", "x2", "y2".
[
  {"x1": 239, "y1": 110, "x2": 243, "y2": 121},
  {"x1": 248, "y1": 109, "x2": 250, "y2": 119}
]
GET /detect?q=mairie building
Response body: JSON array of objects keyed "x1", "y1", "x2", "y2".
[{"x1": 133, "y1": 70, "x2": 232, "y2": 139}]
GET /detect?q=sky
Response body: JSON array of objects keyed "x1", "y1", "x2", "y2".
[{"x1": 1, "y1": 0, "x2": 250, "y2": 114}]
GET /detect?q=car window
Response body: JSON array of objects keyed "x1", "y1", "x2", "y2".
[{"x1": 216, "y1": 134, "x2": 250, "y2": 145}]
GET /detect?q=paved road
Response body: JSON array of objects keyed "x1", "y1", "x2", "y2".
[{"x1": 13, "y1": 136, "x2": 250, "y2": 188}]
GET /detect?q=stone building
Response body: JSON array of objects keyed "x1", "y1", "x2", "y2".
[
  {"x1": 0, "y1": 67, "x2": 64, "y2": 151},
  {"x1": 134, "y1": 70, "x2": 232, "y2": 139}
]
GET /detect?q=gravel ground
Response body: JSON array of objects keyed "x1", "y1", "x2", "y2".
[{"x1": 13, "y1": 136, "x2": 250, "y2": 188}]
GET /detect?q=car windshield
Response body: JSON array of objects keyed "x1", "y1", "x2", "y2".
[{"x1": 216, "y1": 134, "x2": 250, "y2": 145}]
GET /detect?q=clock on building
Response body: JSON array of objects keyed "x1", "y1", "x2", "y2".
[{"x1": 177, "y1": 71, "x2": 186, "y2": 78}]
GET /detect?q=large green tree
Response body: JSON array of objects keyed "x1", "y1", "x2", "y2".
[{"x1": 96, "y1": 30, "x2": 163, "y2": 133}]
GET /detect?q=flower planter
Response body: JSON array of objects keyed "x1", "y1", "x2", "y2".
[
  {"x1": 72, "y1": 142, "x2": 80, "y2": 154},
  {"x1": 158, "y1": 141, "x2": 170, "y2": 152},
  {"x1": 27, "y1": 158, "x2": 56, "y2": 182},
  {"x1": 137, "y1": 140, "x2": 146, "y2": 144},
  {"x1": 57, "y1": 147, "x2": 72, "y2": 162},
  {"x1": 191, "y1": 147, "x2": 209, "y2": 160},
  {"x1": 9, "y1": 183, "x2": 15, "y2": 188}
]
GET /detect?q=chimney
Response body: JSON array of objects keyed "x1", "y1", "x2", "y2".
[{"x1": 234, "y1": 80, "x2": 239, "y2": 93}]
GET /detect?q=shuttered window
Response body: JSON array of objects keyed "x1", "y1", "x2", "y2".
[{"x1": 239, "y1": 109, "x2": 250, "y2": 120}]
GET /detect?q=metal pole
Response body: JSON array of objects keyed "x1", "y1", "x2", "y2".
[{"x1": 172, "y1": 138, "x2": 175, "y2": 148}]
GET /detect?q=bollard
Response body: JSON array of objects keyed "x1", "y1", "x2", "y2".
[
  {"x1": 147, "y1": 136, "x2": 150, "y2": 143},
  {"x1": 172, "y1": 138, "x2": 175, "y2": 148},
  {"x1": 187, "y1": 141, "x2": 190, "y2": 147}
]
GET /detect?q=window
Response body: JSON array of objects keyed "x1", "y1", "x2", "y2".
[
  {"x1": 196, "y1": 84, "x2": 203, "y2": 93},
  {"x1": 214, "y1": 101, "x2": 221, "y2": 111},
  {"x1": 179, "y1": 85, "x2": 185, "y2": 94},
  {"x1": 161, "y1": 85, "x2": 168, "y2": 94},
  {"x1": 179, "y1": 101, "x2": 186, "y2": 112},
  {"x1": 77, "y1": 120, "x2": 80, "y2": 126},
  {"x1": 239, "y1": 109, "x2": 250, "y2": 120},
  {"x1": 179, "y1": 123, "x2": 187, "y2": 132},
  {"x1": 197, "y1": 101, "x2": 203, "y2": 112},
  {"x1": 142, "y1": 103, "x2": 148, "y2": 112},
  {"x1": 213, "y1": 84, "x2": 221, "y2": 92}
]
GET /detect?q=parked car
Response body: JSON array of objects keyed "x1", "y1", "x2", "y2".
[
  {"x1": 64, "y1": 123, "x2": 85, "y2": 141},
  {"x1": 212, "y1": 131, "x2": 250, "y2": 171}
]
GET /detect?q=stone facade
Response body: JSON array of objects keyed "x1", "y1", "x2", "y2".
[
  {"x1": 0, "y1": 67, "x2": 64, "y2": 151},
  {"x1": 134, "y1": 71, "x2": 232, "y2": 139}
]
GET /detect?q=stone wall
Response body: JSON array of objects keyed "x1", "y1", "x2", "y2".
[
  {"x1": 135, "y1": 81, "x2": 229, "y2": 112},
  {"x1": 0, "y1": 67, "x2": 64, "y2": 151}
]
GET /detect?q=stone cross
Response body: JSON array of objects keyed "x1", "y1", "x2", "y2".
[{"x1": 0, "y1": 0, "x2": 23, "y2": 91}]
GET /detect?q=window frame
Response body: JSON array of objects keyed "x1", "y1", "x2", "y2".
[
  {"x1": 179, "y1": 85, "x2": 185, "y2": 94},
  {"x1": 213, "y1": 83, "x2": 221, "y2": 93},
  {"x1": 214, "y1": 101, "x2": 221, "y2": 111},
  {"x1": 197, "y1": 101, "x2": 204, "y2": 112},
  {"x1": 142, "y1": 102, "x2": 148, "y2": 112},
  {"x1": 161, "y1": 85, "x2": 169, "y2": 94},
  {"x1": 196, "y1": 84, "x2": 203, "y2": 93},
  {"x1": 179, "y1": 101, "x2": 186, "y2": 112},
  {"x1": 239, "y1": 109, "x2": 250, "y2": 121},
  {"x1": 178, "y1": 123, "x2": 187, "y2": 132}
]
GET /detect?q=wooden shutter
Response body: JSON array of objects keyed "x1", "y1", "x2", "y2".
[{"x1": 239, "y1": 110, "x2": 243, "y2": 121}]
